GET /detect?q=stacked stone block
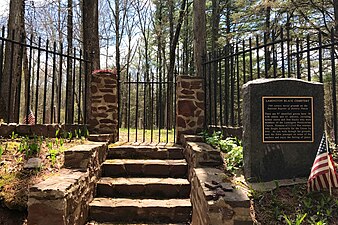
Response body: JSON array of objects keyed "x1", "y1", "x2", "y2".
[
  {"x1": 27, "y1": 143, "x2": 107, "y2": 225},
  {"x1": 182, "y1": 135, "x2": 253, "y2": 225},
  {"x1": 89, "y1": 71, "x2": 118, "y2": 141},
  {"x1": 176, "y1": 76, "x2": 205, "y2": 143}
]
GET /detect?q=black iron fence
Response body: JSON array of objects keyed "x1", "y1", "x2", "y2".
[
  {"x1": 119, "y1": 72, "x2": 177, "y2": 143},
  {"x1": 0, "y1": 27, "x2": 92, "y2": 125},
  {"x1": 203, "y1": 28, "x2": 338, "y2": 142}
]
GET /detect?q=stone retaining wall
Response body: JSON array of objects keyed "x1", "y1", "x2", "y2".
[
  {"x1": 208, "y1": 126, "x2": 243, "y2": 140},
  {"x1": 182, "y1": 135, "x2": 253, "y2": 225},
  {"x1": 27, "y1": 142, "x2": 107, "y2": 225},
  {"x1": 0, "y1": 124, "x2": 87, "y2": 138}
]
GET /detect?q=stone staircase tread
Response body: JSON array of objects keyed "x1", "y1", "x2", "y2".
[
  {"x1": 98, "y1": 177, "x2": 190, "y2": 185},
  {"x1": 107, "y1": 146, "x2": 184, "y2": 160},
  {"x1": 102, "y1": 159, "x2": 187, "y2": 178},
  {"x1": 90, "y1": 198, "x2": 192, "y2": 208},
  {"x1": 97, "y1": 177, "x2": 190, "y2": 199},
  {"x1": 104, "y1": 159, "x2": 187, "y2": 165},
  {"x1": 109, "y1": 145, "x2": 184, "y2": 150},
  {"x1": 88, "y1": 222, "x2": 185, "y2": 225}
]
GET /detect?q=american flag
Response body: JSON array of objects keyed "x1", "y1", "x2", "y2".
[
  {"x1": 22, "y1": 109, "x2": 35, "y2": 125},
  {"x1": 307, "y1": 133, "x2": 338, "y2": 192}
]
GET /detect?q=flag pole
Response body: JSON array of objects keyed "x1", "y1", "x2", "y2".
[{"x1": 325, "y1": 130, "x2": 332, "y2": 196}]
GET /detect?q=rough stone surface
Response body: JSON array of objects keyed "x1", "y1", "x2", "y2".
[
  {"x1": 182, "y1": 141, "x2": 223, "y2": 180},
  {"x1": 107, "y1": 145, "x2": 184, "y2": 160},
  {"x1": 102, "y1": 159, "x2": 187, "y2": 178},
  {"x1": 242, "y1": 78, "x2": 324, "y2": 182},
  {"x1": 24, "y1": 158, "x2": 42, "y2": 169},
  {"x1": 0, "y1": 124, "x2": 89, "y2": 138},
  {"x1": 89, "y1": 198, "x2": 191, "y2": 223},
  {"x1": 208, "y1": 126, "x2": 243, "y2": 140},
  {"x1": 190, "y1": 168, "x2": 252, "y2": 225},
  {"x1": 28, "y1": 143, "x2": 107, "y2": 225},
  {"x1": 176, "y1": 76, "x2": 204, "y2": 143},
  {"x1": 89, "y1": 71, "x2": 118, "y2": 141},
  {"x1": 181, "y1": 136, "x2": 252, "y2": 225},
  {"x1": 96, "y1": 177, "x2": 190, "y2": 199},
  {"x1": 88, "y1": 134, "x2": 115, "y2": 143}
]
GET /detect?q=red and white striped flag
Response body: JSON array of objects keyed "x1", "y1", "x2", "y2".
[
  {"x1": 307, "y1": 133, "x2": 338, "y2": 192},
  {"x1": 22, "y1": 109, "x2": 35, "y2": 125}
]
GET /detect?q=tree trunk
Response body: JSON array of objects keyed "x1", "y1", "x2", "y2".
[
  {"x1": 334, "y1": 0, "x2": 338, "y2": 33},
  {"x1": 155, "y1": 0, "x2": 163, "y2": 129},
  {"x1": 183, "y1": 0, "x2": 189, "y2": 75},
  {"x1": 66, "y1": 0, "x2": 73, "y2": 124},
  {"x1": 82, "y1": 0, "x2": 100, "y2": 123},
  {"x1": 114, "y1": 0, "x2": 120, "y2": 79},
  {"x1": 167, "y1": 0, "x2": 187, "y2": 129},
  {"x1": 193, "y1": 0, "x2": 206, "y2": 77},
  {"x1": 211, "y1": 0, "x2": 220, "y2": 51},
  {"x1": 265, "y1": 0, "x2": 272, "y2": 77},
  {"x1": 0, "y1": 0, "x2": 25, "y2": 123},
  {"x1": 82, "y1": 0, "x2": 100, "y2": 69}
]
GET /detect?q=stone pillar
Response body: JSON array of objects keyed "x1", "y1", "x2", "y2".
[
  {"x1": 176, "y1": 76, "x2": 204, "y2": 143},
  {"x1": 88, "y1": 70, "x2": 118, "y2": 140}
]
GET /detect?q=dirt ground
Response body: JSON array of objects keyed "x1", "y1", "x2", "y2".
[{"x1": 0, "y1": 137, "x2": 86, "y2": 224}]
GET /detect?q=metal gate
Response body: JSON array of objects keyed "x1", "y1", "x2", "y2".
[{"x1": 118, "y1": 72, "x2": 177, "y2": 143}]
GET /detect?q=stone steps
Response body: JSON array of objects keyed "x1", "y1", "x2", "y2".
[
  {"x1": 87, "y1": 221, "x2": 186, "y2": 225},
  {"x1": 88, "y1": 145, "x2": 191, "y2": 224},
  {"x1": 102, "y1": 159, "x2": 188, "y2": 178},
  {"x1": 107, "y1": 145, "x2": 184, "y2": 160},
  {"x1": 89, "y1": 198, "x2": 191, "y2": 224},
  {"x1": 97, "y1": 177, "x2": 190, "y2": 199}
]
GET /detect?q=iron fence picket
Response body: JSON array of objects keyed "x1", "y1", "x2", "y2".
[
  {"x1": 202, "y1": 28, "x2": 338, "y2": 143},
  {"x1": 0, "y1": 29, "x2": 91, "y2": 125},
  {"x1": 330, "y1": 28, "x2": 337, "y2": 143},
  {"x1": 119, "y1": 72, "x2": 177, "y2": 143}
]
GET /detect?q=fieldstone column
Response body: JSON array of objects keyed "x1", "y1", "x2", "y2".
[
  {"x1": 88, "y1": 70, "x2": 118, "y2": 140},
  {"x1": 176, "y1": 76, "x2": 204, "y2": 143}
]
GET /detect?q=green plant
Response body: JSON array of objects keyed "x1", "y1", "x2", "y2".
[
  {"x1": 219, "y1": 137, "x2": 242, "y2": 153},
  {"x1": 284, "y1": 213, "x2": 307, "y2": 225},
  {"x1": 205, "y1": 131, "x2": 223, "y2": 148},
  {"x1": 224, "y1": 144, "x2": 243, "y2": 172},
  {"x1": 202, "y1": 131, "x2": 244, "y2": 174},
  {"x1": 0, "y1": 145, "x2": 3, "y2": 159},
  {"x1": 55, "y1": 129, "x2": 60, "y2": 137},
  {"x1": 18, "y1": 136, "x2": 29, "y2": 154},
  {"x1": 199, "y1": 130, "x2": 209, "y2": 140},
  {"x1": 48, "y1": 149, "x2": 59, "y2": 166},
  {"x1": 84, "y1": 128, "x2": 89, "y2": 138},
  {"x1": 247, "y1": 186, "x2": 262, "y2": 200},
  {"x1": 54, "y1": 137, "x2": 59, "y2": 148},
  {"x1": 65, "y1": 131, "x2": 72, "y2": 140},
  {"x1": 10, "y1": 131, "x2": 18, "y2": 140},
  {"x1": 75, "y1": 129, "x2": 79, "y2": 139},
  {"x1": 220, "y1": 137, "x2": 243, "y2": 172},
  {"x1": 16, "y1": 136, "x2": 42, "y2": 157}
]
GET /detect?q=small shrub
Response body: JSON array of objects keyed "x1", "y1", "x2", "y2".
[{"x1": 201, "y1": 131, "x2": 243, "y2": 174}]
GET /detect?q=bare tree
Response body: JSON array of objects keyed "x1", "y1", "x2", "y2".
[
  {"x1": 167, "y1": 0, "x2": 188, "y2": 128},
  {"x1": 66, "y1": 0, "x2": 74, "y2": 124},
  {"x1": 193, "y1": 0, "x2": 206, "y2": 77},
  {"x1": 82, "y1": 0, "x2": 100, "y2": 69},
  {"x1": 0, "y1": 0, "x2": 25, "y2": 122}
]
